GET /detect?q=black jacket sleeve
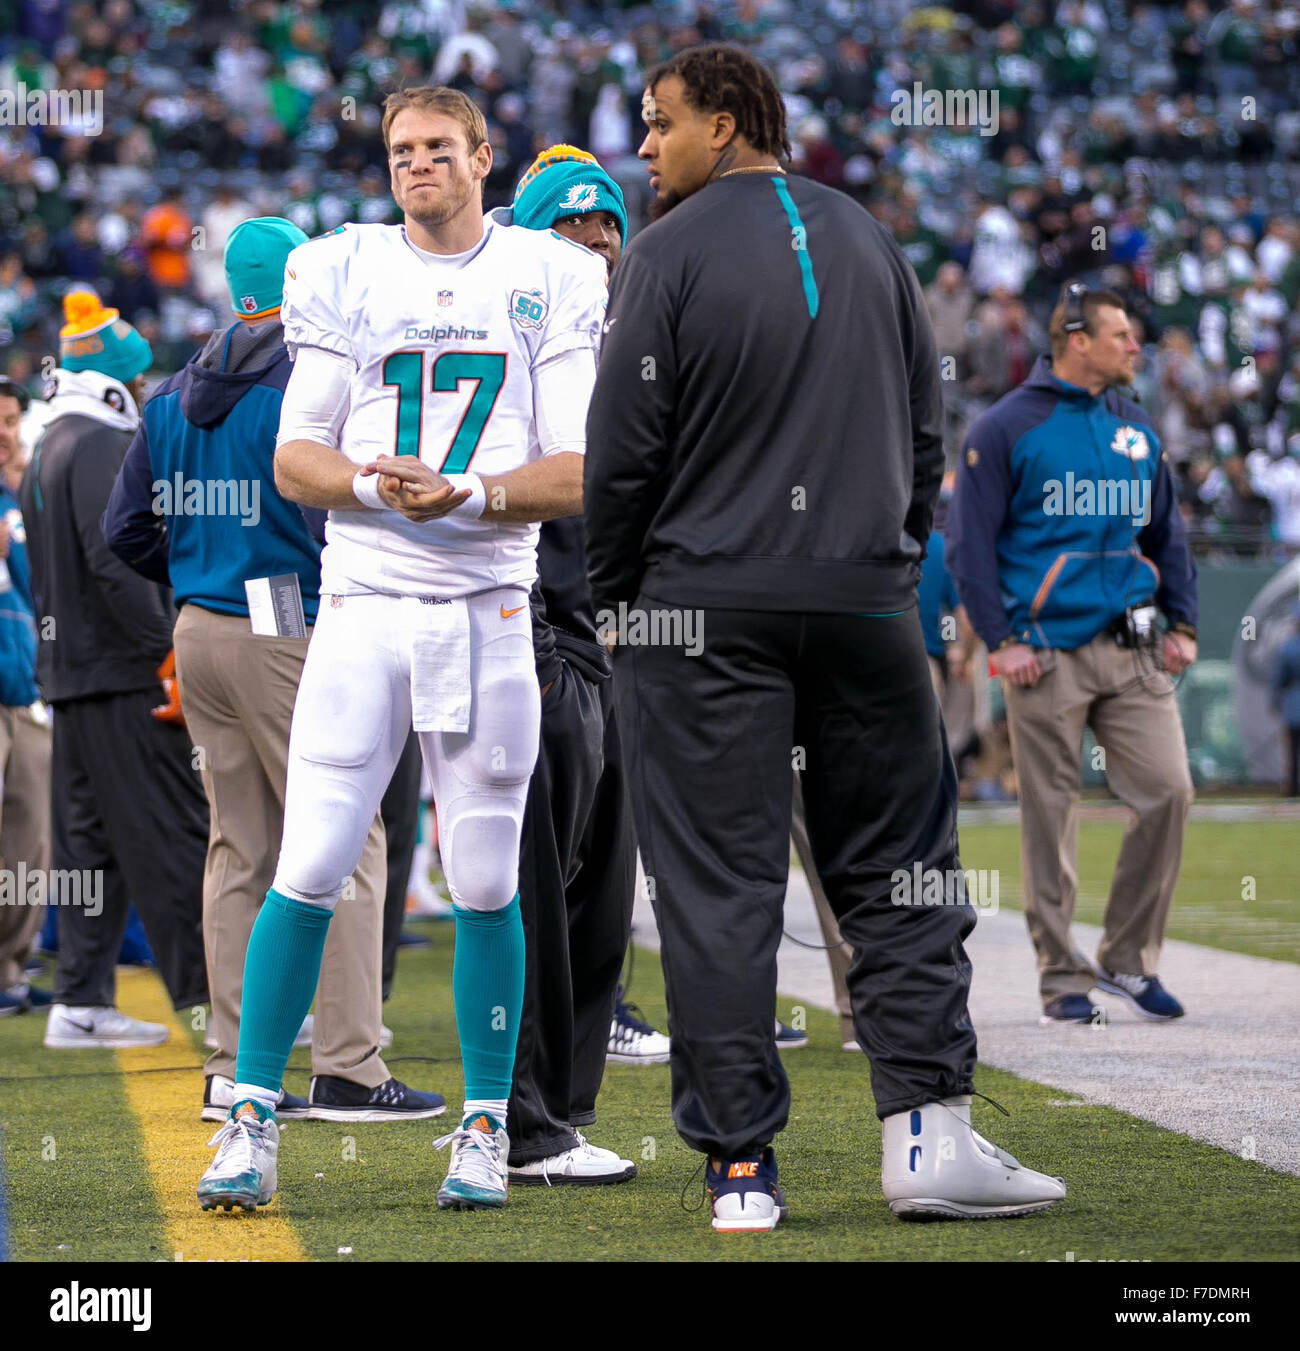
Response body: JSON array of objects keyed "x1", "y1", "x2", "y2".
[
  {"x1": 101, "y1": 419, "x2": 171, "y2": 584},
  {"x1": 583, "y1": 247, "x2": 677, "y2": 616},
  {"x1": 901, "y1": 260, "x2": 946, "y2": 557},
  {"x1": 75, "y1": 426, "x2": 174, "y2": 659}
]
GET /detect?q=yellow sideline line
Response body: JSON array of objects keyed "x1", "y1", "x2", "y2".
[{"x1": 114, "y1": 966, "x2": 307, "y2": 1262}]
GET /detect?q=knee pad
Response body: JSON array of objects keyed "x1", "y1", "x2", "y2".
[
  {"x1": 442, "y1": 806, "x2": 523, "y2": 912},
  {"x1": 274, "y1": 763, "x2": 376, "y2": 909}
]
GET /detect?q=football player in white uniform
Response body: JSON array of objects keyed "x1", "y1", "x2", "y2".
[{"x1": 197, "y1": 86, "x2": 607, "y2": 1213}]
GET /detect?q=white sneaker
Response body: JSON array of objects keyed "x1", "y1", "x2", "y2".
[
  {"x1": 881, "y1": 1096, "x2": 1066, "y2": 1220},
  {"x1": 202, "y1": 1012, "x2": 313, "y2": 1052},
  {"x1": 508, "y1": 1131, "x2": 636, "y2": 1187},
  {"x1": 44, "y1": 1004, "x2": 168, "y2": 1049},
  {"x1": 379, "y1": 1023, "x2": 393, "y2": 1049},
  {"x1": 435, "y1": 1112, "x2": 510, "y2": 1209},
  {"x1": 608, "y1": 998, "x2": 671, "y2": 1064},
  {"x1": 197, "y1": 1100, "x2": 279, "y2": 1211}
]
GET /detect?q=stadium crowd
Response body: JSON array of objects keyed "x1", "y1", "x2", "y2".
[{"x1": 2, "y1": 0, "x2": 1300, "y2": 557}]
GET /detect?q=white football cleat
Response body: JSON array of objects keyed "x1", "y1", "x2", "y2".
[
  {"x1": 882, "y1": 1096, "x2": 1066, "y2": 1220},
  {"x1": 435, "y1": 1112, "x2": 510, "y2": 1209},
  {"x1": 508, "y1": 1132, "x2": 636, "y2": 1186},
  {"x1": 44, "y1": 1004, "x2": 168, "y2": 1049},
  {"x1": 197, "y1": 1099, "x2": 279, "y2": 1211}
]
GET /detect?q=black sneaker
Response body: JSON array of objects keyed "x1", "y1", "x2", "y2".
[
  {"x1": 306, "y1": 1075, "x2": 447, "y2": 1122},
  {"x1": 201, "y1": 1074, "x2": 310, "y2": 1123}
]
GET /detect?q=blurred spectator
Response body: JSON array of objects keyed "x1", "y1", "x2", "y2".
[
  {"x1": 967, "y1": 286, "x2": 1047, "y2": 401},
  {"x1": 0, "y1": 253, "x2": 38, "y2": 345},
  {"x1": 139, "y1": 188, "x2": 193, "y2": 291},
  {"x1": 926, "y1": 261, "x2": 976, "y2": 372},
  {"x1": 968, "y1": 198, "x2": 1034, "y2": 296},
  {"x1": 194, "y1": 187, "x2": 254, "y2": 311},
  {"x1": 54, "y1": 213, "x2": 104, "y2": 286},
  {"x1": 1249, "y1": 436, "x2": 1300, "y2": 549},
  {"x1": 105, "y1": 246, "x2": 159, "y2": 327}
]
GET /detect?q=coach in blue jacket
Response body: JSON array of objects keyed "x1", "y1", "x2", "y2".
[
  {"x1": 947, "y1": 283, "x2": 1197, "y2": 1024},
  {"x1": 102, "y1": 219, "x2": 443, "y2": 1124}
]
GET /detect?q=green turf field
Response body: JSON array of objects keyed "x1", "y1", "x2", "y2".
[
  {"x1": 957, "y1": 818, "x2": 1300, "y2": 964},
  {"x1": 2, "y1": 931, "x2": 1296, "y2": 1262}
]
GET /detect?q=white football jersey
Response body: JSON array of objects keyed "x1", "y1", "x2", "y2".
[{"x1": 280, "y1": 213, "x2": 607, "y2": 598}]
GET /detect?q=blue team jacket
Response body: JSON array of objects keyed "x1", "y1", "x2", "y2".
[
  {"x1": 101, "y1": 321, "x2": 327, "y2": 622},
  {"x1": 917, "y1": 528, "x2": 959, "y2": 660},
  {"x1": 946, "y1": 355, "x2": 1197, "y2": 652},
  {"x1": 0, "y1": 483, "x2": 38, "y2": 707}
]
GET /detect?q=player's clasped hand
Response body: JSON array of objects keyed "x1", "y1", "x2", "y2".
[
  {"x1": 361, "y1": 455, "x2": 472, "y2": 523},
  {"x1": 992, "y1": 642, "x2": 1042, "y2": 688}
]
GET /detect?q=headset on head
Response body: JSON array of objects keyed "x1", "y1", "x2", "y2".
[{"x1": 1061, "y1": 279, "x2": 1089, "y2": 335}]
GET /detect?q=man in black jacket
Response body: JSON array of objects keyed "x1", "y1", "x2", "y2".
[
  {"x1": 584, "y1": 44, "x2": 1064, "y2": 1231},
  {"x1": 19, "y1": 290, "x2": 208, "y2": 1046},
  {"x1": 504, "y1": 147, "x2": 637, "y2": 1185}
]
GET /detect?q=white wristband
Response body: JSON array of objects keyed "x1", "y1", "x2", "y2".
[
  {"x1": 352, "y1": 470, "x2": 385, "y2": 510},
  {"x1": 444, "y1": 472, "x2": 486, "y2": 520}
]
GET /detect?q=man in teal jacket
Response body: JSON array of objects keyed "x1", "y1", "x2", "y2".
[{"x1": 948, "y1": 282, "x2": 1198, "y2": 1025}]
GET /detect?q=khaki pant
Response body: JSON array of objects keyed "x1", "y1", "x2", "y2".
[
  {"x1": 174, "y1": 605, "x2": 390, "y2": 1086},
  {"x1": 790, "y1": 771, "x2": 854, "y2": 1045},
  {"x1": 1003, "y1": 632, "x2": 1194, "y2": 1005},
  {"x1": 0, "y1": 705, "x2": 51, "y2": 987}
]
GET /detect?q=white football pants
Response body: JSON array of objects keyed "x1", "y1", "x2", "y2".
[{"x1": 272, "y1": 587, "x2": 540, "y2": 914}]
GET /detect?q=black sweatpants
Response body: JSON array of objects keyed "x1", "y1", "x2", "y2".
[
  {"x1": 51, "y1": 689, "x2": 209, "y2": 1010},
  {"x1": 508, "y1": 662, "x2": 636, "y2": 1163},
  {"x1": 380, "y1": 730, "x2": 423, "y2": 1001},
  {"x1": 614, "y1": 601, "x2": 977, "y2": 1159}
]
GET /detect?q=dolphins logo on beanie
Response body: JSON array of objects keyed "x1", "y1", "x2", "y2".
[
  {"x1": 59, "y1": 291, "x2": 153, "y2": 384},
  {"x1": 512, "y1": 144, "x2": 627, "y2": 244}
]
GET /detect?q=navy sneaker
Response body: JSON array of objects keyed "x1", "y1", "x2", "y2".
[
  {"x1": 1040, "y1": 993, "x2": 1104, "y2": 1024},
  {"x1": 201, "y1": 1074, "x2": 310, "y2": 1123},
  {"x1": 1095, "y1": 968, "x2": 1185, "y2": 1021},
  {"x1": 706, "y1": 1147, "x2": 786, "y2": 1232},
  {"x1": 774, "y1": 1019, "x2": 808, "y2": 1049},
  {"x1": 306, "y1": 1074, "x2": 447, "y2": 1122},
  {"x1": 1, "y1": 983, "x2": 53, "y2": 1012}
]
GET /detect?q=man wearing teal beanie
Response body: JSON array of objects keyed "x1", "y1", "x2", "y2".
[
  {"x1": 500, "y1": 146, "x2": 642, "y2": 1188},
  {"x1": 512, "y1": 144, "x2": 626, "y2": 272},
  {"x1": 224, "y1": 216, "x2": 309, "y2": 321},
  {"x1": 103, "y1": 214, "x2": 444, "y2": 1128}
]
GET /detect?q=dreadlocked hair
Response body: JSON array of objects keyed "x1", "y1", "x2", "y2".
[{"x1": 646, "y1": 43, "x2": 790, "y2": 161}]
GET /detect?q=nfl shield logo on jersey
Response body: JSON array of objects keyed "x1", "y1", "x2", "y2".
[
  {"x1": 241, "y1": 294, "x2": 258, "y2": 313},
  {"x1": 437, "y1": 290, "x2": 453, "y2": 307}
]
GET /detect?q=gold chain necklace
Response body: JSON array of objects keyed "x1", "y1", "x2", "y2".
[{"x1": 716, "y1": 164, "x2": 785, "y2": 179}]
